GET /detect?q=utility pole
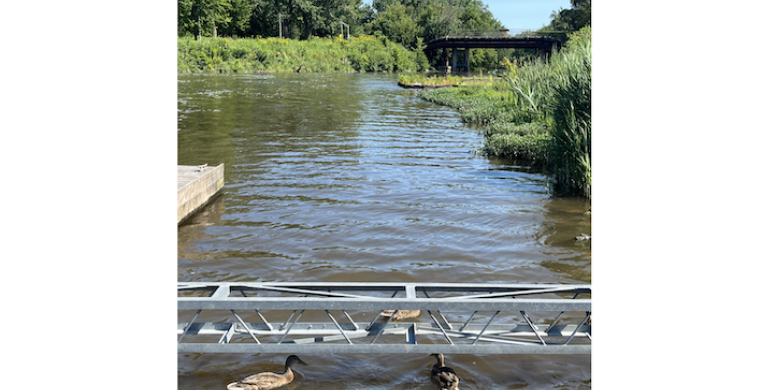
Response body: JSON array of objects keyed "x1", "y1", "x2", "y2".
[{"x1": 279, "y1": 13, "x2": 283, "y2": 38}]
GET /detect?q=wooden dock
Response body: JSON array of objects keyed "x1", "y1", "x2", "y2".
[{"x1": 177, "y1": 164, "x2": 224, "y2": 225}]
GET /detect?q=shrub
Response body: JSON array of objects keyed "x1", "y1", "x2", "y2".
[{"x1": 177, "y1": 35, "x2": 422, "y2": 74}]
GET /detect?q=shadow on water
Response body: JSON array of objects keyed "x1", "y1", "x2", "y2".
[{"x1": 177, "y1": 73, "x2": 591, "y2": 389}]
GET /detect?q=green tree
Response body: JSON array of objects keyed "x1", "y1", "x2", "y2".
[
  {"x1": 416, "y1": 3, "x2": 461, "y2": 40},
  {"x1": 548, "y1": 0, "x2": 591, "y2": 32},
  {"x1": 369, "y1": 2, "x2": 421, "y2": 47},
  {"x1": 178, "y1": 0, "x2": 253, "y2": 38},
  {"x1": 311, "y1": 0, "x2": 370, "y2": 38},
  {"x1": 368, "y1": 0, "x2": 503, "y2": 47}
]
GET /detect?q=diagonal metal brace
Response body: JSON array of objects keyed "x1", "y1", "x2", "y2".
[
  {"x1": 520, "y1": 310, "x2": 546, "y2": 346},
  {"x1": 231, "y1": 309, "x2": 261, "y2": 344},
  {"x1": 326, "y1": 310, "x2": 353, "y2": 344}
]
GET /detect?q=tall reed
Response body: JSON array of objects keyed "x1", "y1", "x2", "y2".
[{"x1": 546, "y1": 27, "x2": 591, "y2": 197}]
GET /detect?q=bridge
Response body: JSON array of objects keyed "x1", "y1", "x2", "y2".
[
  {"x1": 178, "y1": 282, "x2": 590, "y2": 354},
  {"x1": 425, "y1": 30, "x2": 564, "y2": 72}
]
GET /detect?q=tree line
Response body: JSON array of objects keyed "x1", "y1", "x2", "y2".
[
  {"x1": 177, "y1": 1, "x2": 558, "y2": 44},
  {"x1": 178, "y1": 0, "x2": 591, "y2": 68}
]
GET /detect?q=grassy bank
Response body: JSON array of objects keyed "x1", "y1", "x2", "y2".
[
  {"x1": 178, "y1": 35, "x2": 427, "y2": 73},
  {"x1": 418, "y1": 27, "x2": 591, "y2": 198}
]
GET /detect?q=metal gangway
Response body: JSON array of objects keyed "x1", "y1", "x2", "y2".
[{"x1": 178, "y1": 282, "x2": 590, "y2": 354}]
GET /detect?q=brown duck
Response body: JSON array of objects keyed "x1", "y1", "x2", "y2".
[
  {"x1": 380, "y1": 309, "x2": 421, "y2": 321},
  {"x1": 227, "y1": 355, "x2": 308, "y2": 390},
  {"x1": 429, "y1": 353, "x2": 460, "y2": 390}
]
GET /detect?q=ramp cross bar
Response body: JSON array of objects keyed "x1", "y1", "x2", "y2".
[{"x1": 178, "y1": 282, "x2": 591, "y2": 354}]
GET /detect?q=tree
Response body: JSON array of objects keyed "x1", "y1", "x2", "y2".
[
  {"x1": 369, "y1": 3, "x2": 421, "y2": 47},
  {"x1": 179, "y1": 0, "x2": 369, "y2": 39},
  {"x1": 367, "y1": 0, "x2": 503, "y2": 45},
  {"x1": 178, "y1": 0, "x2": 253, "y2": 38},
  {"x1": 417, "y1": 3, "x2": 462, "y2": 40},
  {"x1": 548, "y1": 0, "x2": 591, "y2": 32}
]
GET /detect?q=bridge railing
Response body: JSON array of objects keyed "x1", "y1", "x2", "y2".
[
  {"x1": 449, "y1": 29, "x2": 512, "y2": 38},
  {"x1": 434, "y1": 29, "x2": 569, "y2": 40},
  {"x1": 178, "y1": 282, "x2": 591, "y2": 354}
]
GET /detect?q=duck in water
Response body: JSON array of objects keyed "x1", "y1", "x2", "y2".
[
  {"x1": 429, "y1": 353, "x2": 460, "y2": 390},
  {"x1": 380, "y1": 309, "x2": 421, "y2": 321},
  {"x1": 227, "y1": 355, "x2": 308, "y2": 390}
]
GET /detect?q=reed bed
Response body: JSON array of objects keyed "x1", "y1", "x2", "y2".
[
  {"x1": 178, "y1": 35, "x2": 424, "y2": 73},
  {"x1": 418, "y1": 27, "x2": 592, "y2": 197}
]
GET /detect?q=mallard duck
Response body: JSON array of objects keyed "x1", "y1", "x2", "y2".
[
  {"x1": 429, "y1": 353, "x2": 460, "y2": 390},
  {"x1": 380, "y1": 310, "x2": 421, "y2": 321},
  {"x1": 227, "y1": 355, "x2": 308, "y2": 390}
]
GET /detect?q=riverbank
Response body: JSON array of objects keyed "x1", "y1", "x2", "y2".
[
  {"x1": 178, "y1": 36, "x2": 427, "y2": 74},
  {"x1": 418, "y1": 27, "x2": 591, "y2": 198}
]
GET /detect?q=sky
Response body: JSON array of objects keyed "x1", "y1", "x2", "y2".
[
  {"x1": 362, "y1": 0, "x2": 573, "y2": 32},
  {"x1": 479, "y1": 0, "x2": 572, "y2": 32}
]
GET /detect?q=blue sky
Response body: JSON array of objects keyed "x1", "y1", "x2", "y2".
[
  {"x1": 361, "y1": 0, "x2": 573, "y2": 32},
  {"x1": 479, "y1": 0, "x2": 572, "y2": 31}
]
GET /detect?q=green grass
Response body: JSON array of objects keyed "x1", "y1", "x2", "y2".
[
  {"x1": 418, "y1": 26, "x2": 592, "y2": 198},
  {"x1": 178, "y1": 35, "x2": 425, "y2": 73},
  {"x1": 398, "y1": 74, "x2": 463, "y2": 87}
]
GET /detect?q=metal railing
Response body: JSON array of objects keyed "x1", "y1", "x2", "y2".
[
  {"x1": 449, "y1": 29, "x2": 512, "y2": 38},
  {"x1": 434, "y1": 29, "x2": 568, "y2": 40},
  {"x1": 178, "y1": 282, "x2": 590, "y2": 354}
]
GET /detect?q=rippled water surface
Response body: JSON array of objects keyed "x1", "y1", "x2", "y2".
[{"x1": 178, "y1": 73, "x2": 591, "y2": 389}]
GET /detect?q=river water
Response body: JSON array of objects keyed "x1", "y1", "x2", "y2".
[{"x1": 177, "y1": 72, "x2": 591, "y2": 389}]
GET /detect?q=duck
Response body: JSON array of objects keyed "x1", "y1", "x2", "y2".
[
  {"x1": 575, "y1": 233, "x2": 591, "y2": 241},
  {"x1": 380, "y1": 309, "x2": 421, "y2": 321},
  {"x1": 429, "y1": 353, "x2": 460, "y2": 390},
  {"x1": 227, "y1": 355, "x2": 308, "y2": 390}
]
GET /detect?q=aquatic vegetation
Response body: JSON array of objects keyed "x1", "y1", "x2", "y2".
[
  {"x1": 418, "y1": 27, "x2": 592, "y2": 198},
  {"x1": 482, "y1": 132, "x2": 552, "y2": 166},
  {"x1": 398, "y1": 74, "x2": 462, "y2": 87},
  {"x1": 420, "y1": 84, "x2": 513, "y2": 124},
  {"x1": 397, "y1": 74, "x2": 498, "y2": 89},
  {"x1": 546, "y1": 27, "x2": 591, "y2": 197},
  {"x1": 178, "y1": 35, "x2": 423, "y2": 73}
]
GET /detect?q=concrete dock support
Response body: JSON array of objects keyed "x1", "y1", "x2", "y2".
[{"x1": 177, "y1": 164, "x2": 224, "y2": 224}]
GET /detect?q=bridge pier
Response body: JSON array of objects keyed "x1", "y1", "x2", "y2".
[{"x1": 450, "y1": 48, "x2": 471, "y2": 73}]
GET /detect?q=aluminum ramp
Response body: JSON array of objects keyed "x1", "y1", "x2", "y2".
[{"x1": 178, "y1": 282, "x2": 591, "y2": 354}]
